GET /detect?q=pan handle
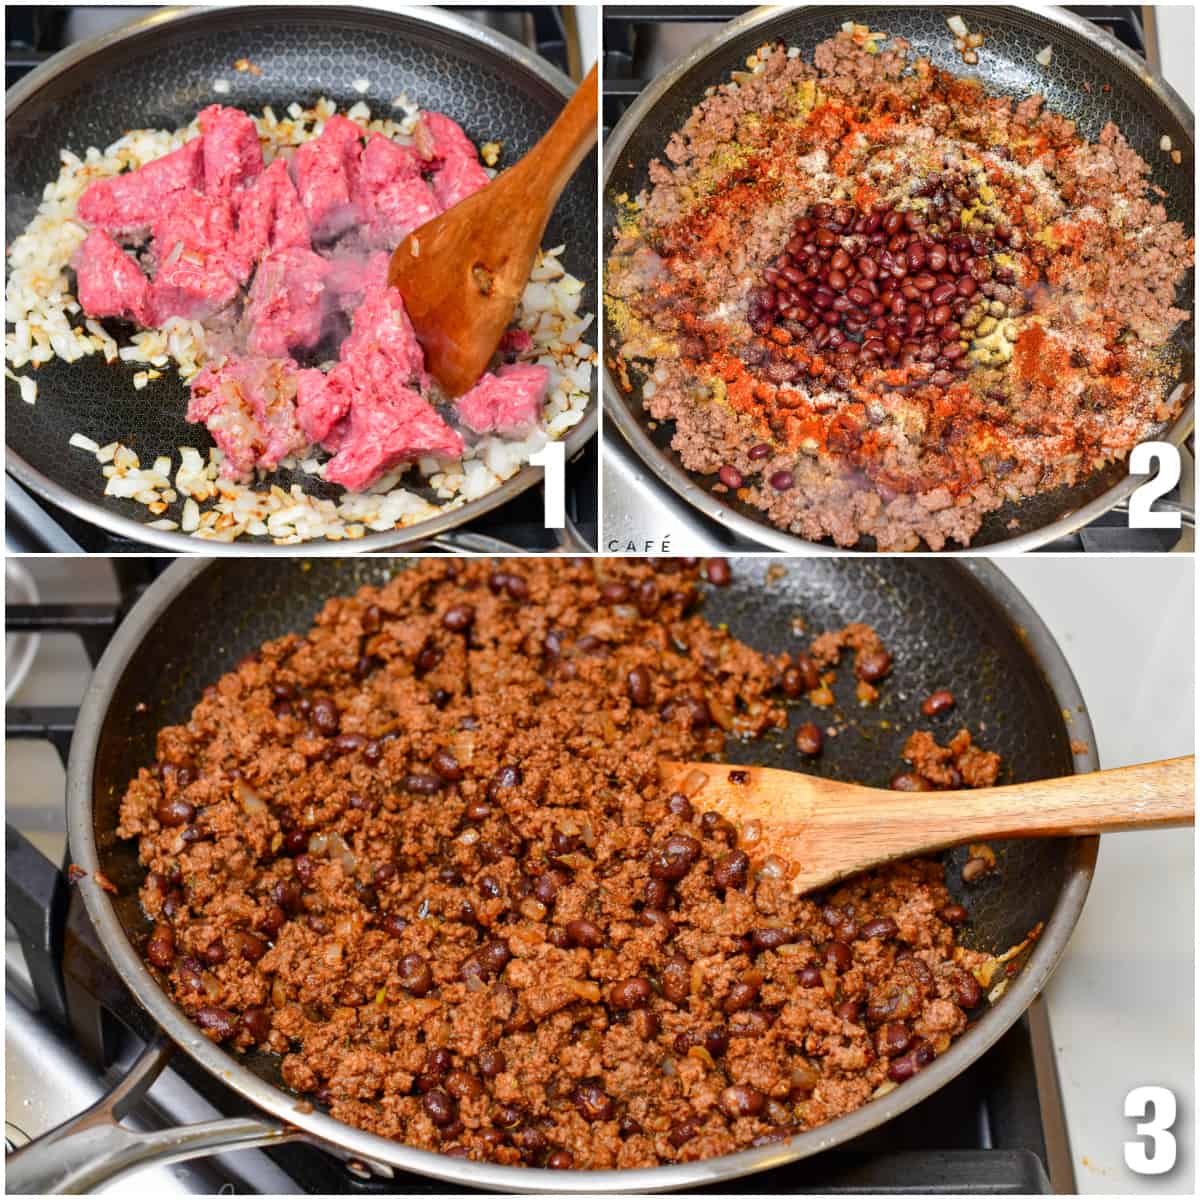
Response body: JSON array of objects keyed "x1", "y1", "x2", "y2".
[{"x1": 4, "y1": 1037, "x2": 295, "y2": 1194}]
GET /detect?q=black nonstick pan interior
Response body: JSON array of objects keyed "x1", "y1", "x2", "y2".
[
  {"x1": 87, "y1": 556, "x2": 1086, "y2": 1102},
  {"x1": 603, "y1": 5, "x2": 1194, "y2": 550},
  {"x1": 6, "y1": 6, "x2": 597, "y2": 543}
]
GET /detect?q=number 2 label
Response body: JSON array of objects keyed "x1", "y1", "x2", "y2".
[
  {"x1": 1127, "y1": 442, "x2": 1181, "y2": 529},
  {"x1": 1124, "y1": 1086, "x2": 1177, "y2": 1175}
]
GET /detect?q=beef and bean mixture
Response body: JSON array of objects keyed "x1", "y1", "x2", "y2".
[
  {"x1": 119, "y1": 558, "x2": 997, "y2": 1168},
  {"x1": 606, "y1": 29, "x2": 1192, "y2": 550}
]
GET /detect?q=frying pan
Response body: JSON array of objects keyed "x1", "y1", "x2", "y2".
[
  {"x1": 4, "y1": 6, "x2": 597, "y2": 553},
  {"x1": 603, "y1": 5, "x2": 1195, "y2": 552},
  {"x1": 9, "y1": 556, "x2": 1099, "y2": 1192}
]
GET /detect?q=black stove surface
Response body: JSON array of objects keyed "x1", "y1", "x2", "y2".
[
  {"x1": 601, "y1": 5, "x2": 1187, "y2": 554},
  {"x1": 6, "y1": 569, "x2": 1073, "y2": 1194},
  {"x1": 4, "y1": 6, "x2": 596, "y2": 554}
]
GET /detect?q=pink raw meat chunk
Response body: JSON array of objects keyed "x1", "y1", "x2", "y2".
[
  {"x1": 366, "y1": 176, "x2": 442, "y2": 249},
  {"x1": 295, "y1": 366, "x2": 349, "y2": 447},
  {"x1": 244, "y1": 247, "x2": 332, "y2": 358},
  {"x1": 291, "y1": 114, "x2": 364, "y2": 242},
  {"x1": 416, "y1": 112, "x2": 490, "y2": 209},
  {"x1": 338, "y1": 280, "x2": 428, "y2": 392},
  {"x1": 322, "y1": 383, "x2": 463, "y2": 492},
  {"x1": 197, "y1": 105, "x2": 263, "y2": 198},
  {"x1": 357, "y1": 133, "x2": 422, "y2": 195},
  {"x1": 74, "y1": 229, "x2": 151, "y2": 326},
  {"x1": 454, "y1": 363, "x2": 549, "y2": 437},
  {"x1": 146, "y1": 192, "x2": 244, "y2": 323},
  {"x1": 76, "y1": 138, "x2": 204, "y2": 238},
  {"x1": 234, "y1": 158, "x2": 311, "y2": 265},
  {"x1": 297, "y1": 281, "x2": 462, "y2": 491},
  {"x1": 187, "y1": 357, "x2": 308, "y2": 480}
]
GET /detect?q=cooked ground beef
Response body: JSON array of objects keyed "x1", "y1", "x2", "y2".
[
  {"x1": 606, "y1": 30, "x2": 1192, "y2": 551},
  {"x1": 118, "y1": 558, "x2": 995, "y2": 1169}
]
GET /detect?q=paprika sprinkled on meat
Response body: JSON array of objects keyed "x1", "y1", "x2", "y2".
[
  {"x1": 607, "y1": 31, "x2": 1192, "y2": 550},
  {"x1": 118, "y1": 558, "x2": 1001, "y2": 1168}
]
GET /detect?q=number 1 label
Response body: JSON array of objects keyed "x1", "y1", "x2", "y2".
[{"x1": 530, "y1": 441, "x2": 565, "y2": 529}]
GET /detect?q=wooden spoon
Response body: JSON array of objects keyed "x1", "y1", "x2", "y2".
[
  {"x1": 662, "y1": 756, "x2": 1194, "y2": 894},
  {"x1": 388, "y1": 63, "x2": 599, "y2": 397}
]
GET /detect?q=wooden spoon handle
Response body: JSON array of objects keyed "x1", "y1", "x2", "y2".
[
  {"x1": 903, "y1": 755, "x2": 1194, "y2": 849},
  {"x1": 513, "y1": 62, "x2": 598, "y2": 209}
]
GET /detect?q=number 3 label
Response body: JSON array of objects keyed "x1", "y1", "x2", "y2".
[
  {"x1": 1124, "y1": 1086, "x2": 1177, "y2": 1174},
  {"x1": 1127, "y1": 442, "x2": 1181, "y2": 529}
]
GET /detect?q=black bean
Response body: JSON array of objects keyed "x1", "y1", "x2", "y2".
[
  {"x1": 446, "y1": 1069, "x2": 484, "y2": 1101},
  {"x1": 718, "y1": 1084, "x2": 766, "y2": 1119},
  {"x1": 156, "y1": 796, "x2": 194, "y2": 827},
  {"x1": 661, "y1": 954, "x2": 691, "y2": 1004},
  {"x1": 712, "y1": 850, "x2": 750, "y2": 891},
  {"x1": 669, "y1": 1117, "x2": 701, "y2": 1148},
  {"x1": 398, "y1": 953, "x2": 433, "y2": 996},
  {"x1": 271, "y1": 878, "x2": 301, "y2": 914},
  {"x1": 649, "y1": 834, "x2": 701, "y2": 882},
  {"x1": 403, "y1": 773, "x2": 443, "y2": 795},
  {"x1": 202, "y1": 939, "x2": 227, "y2": 965},
  {"x1": 478, "y1": 1047, "x2": 506, "y2": 1077},
  {"x1": 921, "y1": 689, "x2": 956, "y2": 716},
  {"x1": 242, "y1": 1005, "x2": 271, "y2": 1043},
  {"x1": 939, "y1": 903, "x2": 969, "y2": 925},
  {"x1": 888, "y1": 1038, "x2": 934, "y2": 1082},
  {"x1": 432, "y1": 750, "x2": 462, "y2": 782},
  {"x1": 878, "y1": 1022, "x2": 912, "y2": 1056},
  {"x1": 415, "y1": 644, "x2": 442, "y2": 675},
  {"x1": 856, "y1": 649, "x2": 892, "y2": 683},
  {"x1": 626, "y1": 666, "x2": 653, "y2": 708},
  {"x1": 890, "y1": 771, "x2": 931, "y2": 792},
  {"x1": 751, "y1": 927, "x2": 798, "y2": 952},
  {"x1": 705, "y1": 558, "x2": 732, "y2": 586},
  {"x1": 333, "y1": 732, "x2": 366, "y2": 756},
  {"x1": 573, "y1": 1081, "x2": 613, "y2": 1122},
  {"x1": 636, "y1": 579, "x2": 660, "y2": 617},
  {"x1": 723, "y1": 981, "x2": 760, "y2": 1013},
  {"x1": 859, "y1": 917, "x2": 899, "y2": 941},
  {"x1": 546, "y1": 1149, "x2": 574, "y2": 1169},
  {"x1": 442, "y1": 604, "x2": 475, "y2": 633},
  {"x1": 600, "y1": 580, "x2": 630, "y2": 605},
  {"x1": 513, "y1": 1127, "x2": 546, "y2": 1160},
  {"x1": 666, "y1": 793, "x2": 694, "y2": 820},
  {"x1": 311, "y1": 697, "x2": 340, "y2": 735},
  {"x1": 608, "y1": 976, "x2": 653, "y2": 1010},
  {"x1": 195, "y1": 1006, "x2": 237, "y2": 1041},
  {"x1": 565, "y1": 918, "x2": 603, "y2": 949},
  {"x1": 488, "y1": 766, "x2": 522, "y2": 799},
  {"x1": 643, "y1": 878, "x2": 670, "y2": 909},
  {"x1": 955, "y1": 970, "x2": 983, "y2": 1009},
  {"x1": 282, "y1": 828, "x2": 308, "y2": 855},
  {"x1": 798, "y1": 965, "x2": 823, "y2": 987},
  {"x1": 795, "y1": 722, "x2": 823, "y2": 756},
  {"x1": 824, "y1": 940, "x2": 853, "y2": 973},
  {"x1": 146, "y1": 922, "x2": 175, "y2": 969},
  {"x1": 382, "y1": 913, "x2": 408, "y2": 939},
  {"x1": 423, "y1": 1089, "x2": 458, "y2": 1127}
]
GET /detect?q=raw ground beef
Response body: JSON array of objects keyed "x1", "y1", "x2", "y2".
[
  {"x1": 606, "y1": 30, "x2": 1192, "y2": 551},
  {"x1": 69, "y1": 103, "x2": 535, "y2": 490},
  {"x1": 118, "y1": 558, "x2": 1000, "y2": 1170}
]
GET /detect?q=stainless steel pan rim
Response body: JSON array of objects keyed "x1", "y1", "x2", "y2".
[
  {"x1": 4, "y1": 3, "x2": 596, "y2": 555},
  {"x1": 63, "y1": 557, "x2": 1098, "y2": 1192},
  {"x1": 602, "y1": 3, "x2": 1195, "y2": 555}
]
